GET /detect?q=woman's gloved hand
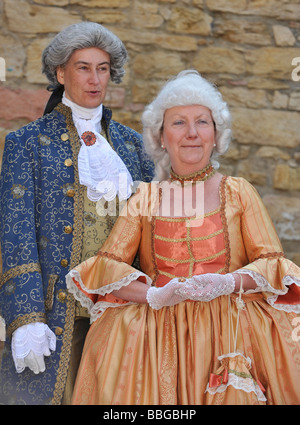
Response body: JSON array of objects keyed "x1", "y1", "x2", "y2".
[
  {"x1": 175, "y1": 273, "x2": 236, "y2": 302},
  {"x1": 146, "y1": 278, "x2": 188, "y2": 310}
]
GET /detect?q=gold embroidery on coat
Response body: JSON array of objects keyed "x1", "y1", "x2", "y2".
[
  {"x1": 7, "y1": 312, "x2": 46, "y2": 338},
  {"x1": 0, "y1": 263, "x2": 41, "y2": 289},
  {"x1": 45, "y1": 274, "x2": 59, "y2": 311},
  {"x1": 51, "y1": 104, "x2": 85, "y2": 405}
]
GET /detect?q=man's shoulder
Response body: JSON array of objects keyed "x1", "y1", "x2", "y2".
[{"x1": 7, "y1": 109, "x2": 66, "y2": 140}]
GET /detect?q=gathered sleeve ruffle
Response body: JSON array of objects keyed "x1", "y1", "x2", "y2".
[
  {"x1": 226, "y1": 177, "x2": 300, "y2": 313},
  {"x1": 66, "y1": 183, "x2": 154, "y2": 322}
]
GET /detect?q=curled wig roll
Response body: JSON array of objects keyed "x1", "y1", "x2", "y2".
[
  {"x1": 142, "y1": 70, "x2": 232, "y2": 181},
  {"x1": 42, "y1": 21, "x2": 128, "y2": 88}
]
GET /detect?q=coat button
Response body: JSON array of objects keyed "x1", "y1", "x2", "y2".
[
  {"x1": 60, "y1": 259, "x2": 68, "y2": 267},
  {"x1": 61, "y1": 133, "x2": 69, "y2": 141},
  {"x1": 64, "y1": 225, "x2": 73, "y2": 234},
  {"x1": 58, "y1": 291, "x2": 67, "y2": 302},
  {"x1": 55, "y1": 327, "x2": 63, "y2": 336},
  {"x1": 64, "y1": 158, "x2": 73, "y2": 167},
  {"x1": 66, "y1": 189, "x2": 75, "y2": 197}
]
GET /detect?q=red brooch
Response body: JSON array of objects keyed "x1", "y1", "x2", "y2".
[{"x1": 81, "y1": 131, "x2": 96, "y2": 146}]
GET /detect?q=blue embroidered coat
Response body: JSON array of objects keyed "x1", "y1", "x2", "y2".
[{"x1": 0, "y1": 103, "x2": 154, "y2": 405}]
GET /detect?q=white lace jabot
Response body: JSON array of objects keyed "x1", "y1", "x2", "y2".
[{"x1": 62, "y1": 93, "x2": 133, "y2": 202}]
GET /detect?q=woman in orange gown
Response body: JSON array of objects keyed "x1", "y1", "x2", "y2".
[{"x1": 66, "y1": 71, "x2": 300, "y2": 405}]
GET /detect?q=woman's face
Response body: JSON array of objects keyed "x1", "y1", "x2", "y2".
[
  {"x1": 161, "y1": 105, "x2": 216, "y2": 175},
  {"x1": 57, "y1": 47, "x2": 111, "y2": 109}
]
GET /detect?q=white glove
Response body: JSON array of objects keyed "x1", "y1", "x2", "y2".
[
  {"x1": 146, "y1": 278, "x2": 188, "y2": 310},
  {"x1": 12, "y1": 322, "x2": 56, "y2": 374},
  {"x1": 175, "y1": 273, "x2": 236, "y2": 302}
]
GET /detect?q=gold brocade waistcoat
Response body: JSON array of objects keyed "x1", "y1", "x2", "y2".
[{"x1": 75, "y1": 189, "x2": 118, "y2": 317}]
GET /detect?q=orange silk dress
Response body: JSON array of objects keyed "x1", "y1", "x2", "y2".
[{"x1": 67, "y1": 176, "x2": 300, "y2": 405}]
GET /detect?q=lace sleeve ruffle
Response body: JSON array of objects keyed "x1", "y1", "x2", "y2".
[
  {"x1": 236, "y1": 269, "x2": 300, "y2": 314},
  {"x1": 66, "y1": 269, "x2": 152, "y2": 323}
]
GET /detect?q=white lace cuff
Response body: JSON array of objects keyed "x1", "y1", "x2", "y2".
[
  {"x1": 236, "y1": 269, "x2": 300, "y2": 313},
  {"x1": 66, "y1": 269, "x2": 152, "y2": 323},
  {"x1": 12, "y1": 322, "x2": 56, "y2": 373}
]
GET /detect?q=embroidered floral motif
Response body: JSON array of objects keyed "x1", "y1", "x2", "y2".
[
  {"x1": 84, "y1": 211, "x2": 97, "y2": 226},
  {"x1": 38, "y1": 134, "x2": 51, "y2": 146},
  {"x1": 11, "y1": 184, "x2": 27, "y2": 199},
  {"x1": 39, "y1": 235, "x2": 49, "y2": 250},
  {"x1": 4, "y1": 280, "x2": 16, "y2": 295}
]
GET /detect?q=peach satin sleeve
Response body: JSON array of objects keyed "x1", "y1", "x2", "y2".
[{"x1": 226, "y1": 177, "x2": 300, "y2": 311}]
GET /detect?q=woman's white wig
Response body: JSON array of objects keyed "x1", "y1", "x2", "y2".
[{"x1": 142, "y1": 70, "x2": 232, "y2": 181}]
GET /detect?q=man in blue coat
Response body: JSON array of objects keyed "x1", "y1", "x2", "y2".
[{"x1": 0, "y1": 22, "x2": 154, "y2": 405}]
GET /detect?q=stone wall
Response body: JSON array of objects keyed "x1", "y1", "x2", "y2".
[{"x1": 0, "y1": 0, "x2": 299, "y2": 265}]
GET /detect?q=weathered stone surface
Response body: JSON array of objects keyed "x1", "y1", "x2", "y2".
[
  {"x1": 255, "y1": 147, "x2": 291, "y2": 161},
  {"x1": 0, "y1": 34, "x2": 25, "y2": 78},
  {"x1": 214, "y1": 19, "x2": 271, "y2": 45},
  {"x1": 5, "y1": 0, "x2": 81, "y2": 33},
  {"x1": 232, "y1": 108, "x2": 300, "y2": 148},
  {"x1": 0, "y1": 87, "x2": 50, "y2": 121},
  {"x1": 26, "y1": 39, "x2": 52, "y2": 84},
  {"x1": 245, "y1": 47, "x2": 300, "y2": 80},
  {"x1": 131, "y1": 2, "x2": 164, "y2": 29},
  {"x1": 70, "y1": 0, "x2": 130, "y2": 7},
  {"x1": 273, "y1": 164, "x2": 300, "y2": 191},
  {"x1": 263, "y1": 194, "x2": 300, "y2": 241},
  {"x1": 220, "y1": 87, "x2": 268, "y2": 109},
  {"x1": 167, "y1": 7, "x2": 212, "y2": 35},
  {"x1": 206, "y1": 0, "x2": 300, "y2": 20},
  {"x1": 192, "y1": 47, "x2": 246, "y2": 74},
  {"x1": 84, "y1": 10, "x2": 129, "y2": 25},
  {"x1": 107, "y1": 27, "x2": 198, "y2": 51},
  {"x1": 273, "y1": 25, "x2": 296, "y2": 46},
  {"x1": 132, "y1": 51, "x2": 184, "y2": 79},
  {"x1": 289, "y1": 92, "x2": 300, "y2": 111},
  {"x1": 272, "y1": 91, "x2": 289, "y2": 109}
]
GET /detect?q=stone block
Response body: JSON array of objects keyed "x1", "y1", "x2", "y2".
[
  {"x1": 84, "y1": 10, "x2": 129, "y2": 25},
  {"x1": 272, "y1": 91, "x2": 289, "y2": 109},
  {"x1": 0, "y1": 34, "x2": 26, "y2": 78},
  {"x1": 107, "y1": 27, "x2": 198, "y2": 51},
  {"x1": 245, "y1": 47, "x2": 300, "y2": 80},
  {"x1": 131, "y1": 1, "x2": 164, "y2": 29},
  {"x1": 0, "y1": 87, "x2": 50, "y2": 122},
  {"x1": 5, "y1": 0, "x2": 81, "y2": 33},
  {"x1": 167, "y1": 7, "x2": 212, "y2": 35},
  {"x1": 26, "y1": 39, "x2": 52, "y2": 84},
  {"x1": 192, "y1": 47, "x2": 246, "y2": 74},
  {"x1": 213, "y1": 19, "x2": 271, "y2": 45},
  {"x1": 220, "y1": 87, "x2": 268, "y2": 109},
  {"x1": 206, "y1": 0, "x2": 300, "y2": 20},
  {"x1": 263, "y1": 194, "x2": 300, "y2": 241},
  {"x1": 132, "y1": 51, "x2": 184, "y2": 79},
  {"x1": 273, "y1": 25, "x2": 296, "y2": 46},
  {"x1": 255, "y1": 147, "x2": 291, "y2": 161},
  {"x1": 232, "y1": 107, "x2": 300, "y2": 148},
  {"x1": 273, "y1": 164, "x2": 300, "y2": 191},
  {"x1": 289, "y1": 92, "x2": 300, "y2": 111}
]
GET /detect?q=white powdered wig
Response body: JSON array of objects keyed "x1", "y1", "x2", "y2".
[{"x1": 142, "y1": 70, "x2": 232, "y2": 181}]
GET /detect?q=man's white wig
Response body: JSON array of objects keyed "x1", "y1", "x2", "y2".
[{"x1": 142, "y1": 70, "x2": 232, "y2": 181}]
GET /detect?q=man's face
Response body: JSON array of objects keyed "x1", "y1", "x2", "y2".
[{"x1": 57, "y1": 47, "x2": 111, "y2": 108}]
